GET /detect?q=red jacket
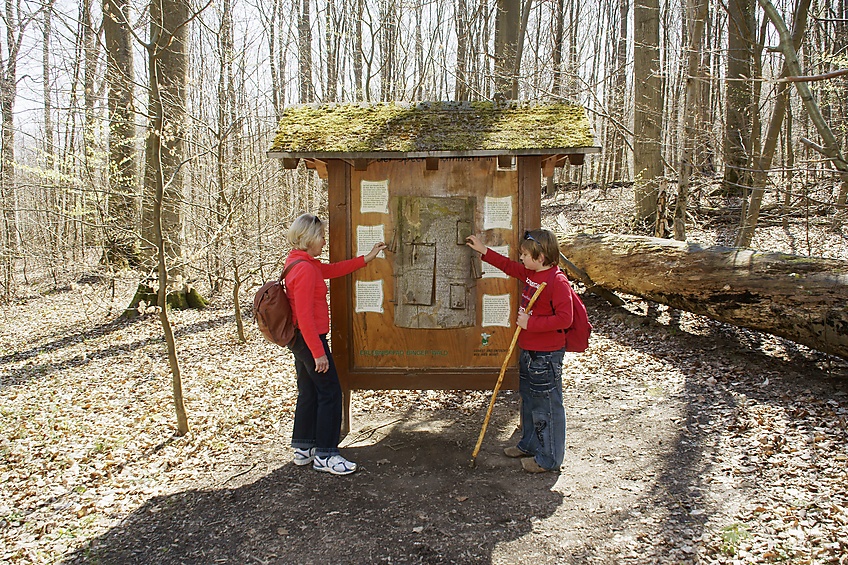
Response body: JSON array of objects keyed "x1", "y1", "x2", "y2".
[
  {"x1": 284, "y1": 249, "x2": 366, "y2": 359},
  {"x1": 482, "y1": 249, "x2": 574, "y2": 352}
]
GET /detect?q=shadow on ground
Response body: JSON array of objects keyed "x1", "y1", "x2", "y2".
[
  {"x1": 1, "y1": 314, "x2": 234, "y2": 388},
  {"x1": 64, "y1": 412, "x2": 562, "y2": 565}
]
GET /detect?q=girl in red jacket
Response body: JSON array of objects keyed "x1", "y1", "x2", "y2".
[
  {"x1": 466, "y1": 229, "x2": 573, "y2": 473},
  {"x1": 284, "y1": 213, "x2": 386, "y2": 475}
]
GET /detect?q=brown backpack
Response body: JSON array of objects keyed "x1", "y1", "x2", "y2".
[{"x1": 253, "y1": 260, "x2": 305, "y2": 347}]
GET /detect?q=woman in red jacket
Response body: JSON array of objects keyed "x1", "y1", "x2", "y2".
[
  {"x1": 466, "y1": 229, "x2": 574, "y2": 473},
  {"x1": 284, "y1": 213, "x2": 386, "y2": 475}
]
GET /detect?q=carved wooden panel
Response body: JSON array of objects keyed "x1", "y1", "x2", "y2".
[
  {"x1": 394, "y1": 196, "x2": 476, "y2": 328},
  {"x1": 344, "y1": 157, "x2": 534, "y2": 372}
]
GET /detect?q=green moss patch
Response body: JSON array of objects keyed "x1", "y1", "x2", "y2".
[{"x1": 269, "y1": 101, "x2": 597, "y2": 154}]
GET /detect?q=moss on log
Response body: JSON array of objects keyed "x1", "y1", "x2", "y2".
[{"x1": 123, "y1": 283, "x2": 208, "y2": 318}]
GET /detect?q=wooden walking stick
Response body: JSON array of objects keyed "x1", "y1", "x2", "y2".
[{"x1": 471, "y1": 282, "x2": 547, "y2": 467}]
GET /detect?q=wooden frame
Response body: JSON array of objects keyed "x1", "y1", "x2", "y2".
[{"x1": 329, "y1": 156, "x2": 542, "y2": 431}]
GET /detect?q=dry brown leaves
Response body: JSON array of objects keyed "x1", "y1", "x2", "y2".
[{"x1": 2, "y1": 187, "x2": 847, "y2": 564}]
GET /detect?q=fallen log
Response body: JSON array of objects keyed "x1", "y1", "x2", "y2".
[{"x1": 558, "y1": 233, "x2": 848, "y2": 359}]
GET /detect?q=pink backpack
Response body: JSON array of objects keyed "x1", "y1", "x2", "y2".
[
  {"x1": 547, "y1": 266, "x2": 592, "y2": 353},
  {"x1": 564, "y1": 283, "x2": 592, "y2": 353}
]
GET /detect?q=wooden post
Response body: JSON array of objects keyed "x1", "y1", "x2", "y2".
[
  {"x1": 327, "y1": 159, "x2": 354, "y2": 435},
  {"x1": 519, "y1": 156, "x2": 542, "y2": 230}
]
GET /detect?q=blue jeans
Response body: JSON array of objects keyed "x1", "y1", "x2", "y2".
[
  {"x1": 287, "y1": 332, "x2": 342, "y2": 457},
  {"x1": 516, "y1": 347, "x2": 566, "y2": 470}
]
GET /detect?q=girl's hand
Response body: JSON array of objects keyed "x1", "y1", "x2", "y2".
[
  {"x1": 314, "y1": 355, "x2": 329, "y2": 373},
  {"x1": 364, "y1": 242, "x2": 387, "y2": 263},
  {"x1": 465, "y1": 235, "x2": 487, "y2": 255},
  {"x1": 517, "y1": 311, "x2": 530, "y2": 330}
]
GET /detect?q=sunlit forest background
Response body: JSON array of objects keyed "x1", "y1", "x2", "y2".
[{"x1": 0, "y1": 0, "x2": 845, "y2": 300}]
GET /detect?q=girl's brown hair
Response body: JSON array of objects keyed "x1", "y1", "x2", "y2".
[{"x1": 519, "y1": 229, "x2": 560, "y2": 266}]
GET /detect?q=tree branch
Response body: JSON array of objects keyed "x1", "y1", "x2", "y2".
[{"x1": 779, "y1": 68, "x2": 848, "y2": 83}]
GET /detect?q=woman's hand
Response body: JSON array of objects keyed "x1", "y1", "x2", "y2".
[
  {"x1": 314, "y1": 355, "x2": 329, "y2": 373},
  {"x1": 465, "y1": 234, "x2": 487, "y2": 255},
  {"x1": 516, "y1": 311, "x2": 530, "y2": 330},
  {"x1": 364, "y1": 242, "x2": 387, "y2": 263}
]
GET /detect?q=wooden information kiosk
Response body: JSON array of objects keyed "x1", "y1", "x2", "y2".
[{"x1": 268, "y1": 101, "x2": 599, "y2": 426}]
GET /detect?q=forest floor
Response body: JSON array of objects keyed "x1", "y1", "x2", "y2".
[{"x1": 2, "y1": 185, "x2": 848, "y2": 565}]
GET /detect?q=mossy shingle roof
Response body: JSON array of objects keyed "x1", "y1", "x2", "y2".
[{"x1": 268, "y1": 101, "x2": 599, "y2": 158}]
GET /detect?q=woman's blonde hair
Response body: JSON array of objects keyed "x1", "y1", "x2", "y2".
[{"x1": 287, "y1": 213, "x2": 325, "y2": 251}]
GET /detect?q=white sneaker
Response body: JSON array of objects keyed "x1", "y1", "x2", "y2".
[
  {"x1": 312, "y1": 454, "x2": 357, "y2": 475},
  {"x1": 293, "y1": 447, "x2": 315, "y2": 466}
]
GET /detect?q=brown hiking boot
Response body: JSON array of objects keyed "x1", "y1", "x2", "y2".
[
  {"x1": 521, "y1": 458, "x2": 551, "y2": 473},
  {"x1": 503, "y1": 446, "x2": 531, "y2": 458}
]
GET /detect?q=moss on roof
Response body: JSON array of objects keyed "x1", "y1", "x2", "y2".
[{"x1": 268, "y1": 101, "x2": 597, "y2": 156}]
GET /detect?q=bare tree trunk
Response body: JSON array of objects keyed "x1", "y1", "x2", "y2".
[
  {"x1": 414, "y1": 0, "x2": 424, "y2": 100},
  {"x1": 143, "y1": 0, "x2": 200, "y2": 437},
  {"x1": 551, "y1": 0, "x2": 564, "y2": 96},
  {"x1": 735, "y1": 0, "x2": 811, "y2": 248},
  {"x1": 494, "y1": 0, "x2": 519, "y2": 98},
  {"x1": 82, "y1": 0, "x2": 98, "y2": 169},
  {"x1": 379, "y1": 1, "x2": 397, "y2": 101},
  {"x1": 264, "y1": 0, "x2": 282, "y2": 119},
  {"x1": 43, "y1": 0, "x2": 55, "y2": 171},
  {"x1": 560, "y1": 232, "x2": 848, "y2": 360},
  {"x1": 298, "y1": 0, "x2": 314, "y2": 103},
  {"x1": 674, "y1": 0, "x2": 708, "y2": 241},
  {"x1": 0, "y1": 0, "x2": 29, "y2": 300},
  {"x1": 566, "y1": 0, "x2": 580, "y2": 99},
  {"x1": 103, "y1": 0, "x2": 139, "y2": 267},
  {"x1": 325, "y1": 0, "x2": 338, "y2": 102},
  {"x1": 722, "y1": 0, "x2": 755, "y2": 196},
  {"x1": 511, "y1": 0, "x2": 532, "y2": 99},
  {"x1": 142, "y1": 0, "x2": 189, "y2": 276},
  {"x1": 633, "y1": 0, "x2": 663, "y2": 224},
  {"x1": 455, "y1": 0, "x2": 470, "y2": 101},
  {"x1": 612, "y1": 0, "x2": 629, "y2": 183},
  {"x1": 352, "y1": 0, "x2": 363, "y2": 101}
]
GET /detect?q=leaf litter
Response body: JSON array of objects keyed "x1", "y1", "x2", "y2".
[{"x1": 2, "y1": 187, "x2": 848, "y2": 564}]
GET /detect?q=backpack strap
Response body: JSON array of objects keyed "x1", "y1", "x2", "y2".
[
  {"x1": 544, "y1": 265, "x2": 567, "y2": 332},
  {"x1": 278, "y1": 259, "x2": 307, "y2": 332},
  {"x1": 279, "y1": 259, "x2": 306, "y2": 282}
]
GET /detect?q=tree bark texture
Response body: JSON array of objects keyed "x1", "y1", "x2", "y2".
[
  {"x1": 633, "y1": 0, "x2": 663, "y2": 223},
  {"x1": 298, "y1": 0, "x2": 314, "y2": 103},
  {"x1": 558, "y1": 233, "x2": 848, "y2": 359},
  {"x1": 675, "y1": 0, "x2": 708, "y2": 241},
  {"x1": 494, "y1": 0, "x2": 519, "y2": 98},
  {"x1": 722, "y1": 0, "x2": 755, "y2": 196},
  {"x1": 142, "y1": 0, "x2": 189, "y2": 273},
  {"x1": 0, "y1": 0, "x2": 25, "y2": 299},
  {"x1": 454, "y1": 0, "x2": 470, "y2": 101},
  {"x1": 103, "y1": 0, "x2": 138, "y2": 267}
]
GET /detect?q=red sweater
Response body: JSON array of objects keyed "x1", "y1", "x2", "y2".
[
  {"x1": 482, "y1": 249, "x2": 574, "y2": 352},
  {"x1": 284, "y1": 249, "x2": 366, "y2": 359}
]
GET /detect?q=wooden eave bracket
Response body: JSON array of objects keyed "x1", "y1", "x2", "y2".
[
  {"x1": 541, "y1": 154, "x2": 562, "y2": 177},
  {"x1": 304, "y1": 158, "x2": 328, "y2": 179}
]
